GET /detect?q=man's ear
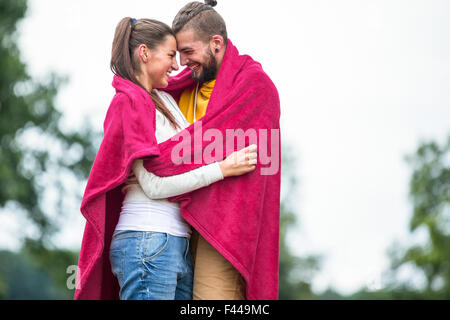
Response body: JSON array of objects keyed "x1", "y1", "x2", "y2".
[{"x1": 210, "y1": 35, "x2": 224, "y2": 53}]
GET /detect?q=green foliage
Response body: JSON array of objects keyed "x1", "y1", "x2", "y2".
[
  {"x1": 0, "y1": 0, "x2": 97, "y2": 244},
  {"x1": 20, "y1": 238, "x2": 78, "y2": 296},
  {"x1": 0, "y1": 0, "x2": 98, "y2": 299},
  {"x1": 0, "y1": 250, "x2": 69, "y2": 299},
  {"x1": 0, "y1": 273, "x2": 7, "y2": 299},
  {"x1": 386, "y1": 136, "x2": 450, "y2": 299}
]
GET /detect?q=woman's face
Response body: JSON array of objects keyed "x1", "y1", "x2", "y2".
[{"x1": 146, "y1": 35, "x2": 179, "y2": 89}]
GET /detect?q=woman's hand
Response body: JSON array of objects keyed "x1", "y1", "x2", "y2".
[{"x1": 219, "y1": 144, "x2": 258, "y2": 178}]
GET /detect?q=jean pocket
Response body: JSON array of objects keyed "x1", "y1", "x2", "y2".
[
  {"x1": 110, "y1": 248, "x2": 125, "y2": 284},
  {"x1": 141, "y1": 232, "x2": 169, "y2": 262}
]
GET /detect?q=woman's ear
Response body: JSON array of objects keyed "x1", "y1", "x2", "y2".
[{"x1": 138, "y1": 44, "x2": 150, "y2": 62}]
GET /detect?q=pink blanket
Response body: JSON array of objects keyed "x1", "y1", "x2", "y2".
[{"x1": 74, "y1": 40, "x2": 280, "y2": 300}]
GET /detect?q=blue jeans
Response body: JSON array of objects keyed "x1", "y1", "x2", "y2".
[{"x1": 109, "y1": 230, "x2": 193, "y2": 300}]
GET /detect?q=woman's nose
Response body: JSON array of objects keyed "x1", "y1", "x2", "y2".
[{"x1": 172, "y1": 59, "x2": 179, "y2": 71}]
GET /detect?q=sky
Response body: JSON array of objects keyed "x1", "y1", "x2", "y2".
[{"x1": 1, "y1": 0, "x2": 450, "y2": 295}]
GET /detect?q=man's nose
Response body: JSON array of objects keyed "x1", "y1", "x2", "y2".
[{"x1": 179, "y1": 53, "x2": 189, "y2": 66}]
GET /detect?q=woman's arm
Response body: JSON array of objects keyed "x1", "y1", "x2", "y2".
[
  {"x1": 133, "y1": 144, "x2": 258, "y2": 200},
  {"x1": 132, "y1": 160, "x2": 223, "y2": 200}
]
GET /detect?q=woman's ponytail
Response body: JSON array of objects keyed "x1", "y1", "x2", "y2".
[{"x1": 111, "y1": 17, "x2": 138, "y2": 84}]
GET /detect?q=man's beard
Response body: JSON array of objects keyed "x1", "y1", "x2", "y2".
[{"x1": 191, "y1": 51, "x2": 217, "y2": 84}]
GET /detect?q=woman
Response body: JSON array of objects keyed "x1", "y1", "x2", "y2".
[{"x1": 107, "y1": 17, "x2": 257, "y2": 300}]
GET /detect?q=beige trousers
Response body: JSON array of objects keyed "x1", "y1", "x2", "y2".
[{"x1": 190, "y1": 230, "x2": 246, "y2": 300}]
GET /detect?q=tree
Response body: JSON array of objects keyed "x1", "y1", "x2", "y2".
[
  {"x1": 0, "y1": 0, "x2": 97, "y2": 244},
  {"x1": 385, "y1": 136, "x2": 450, "y2": 299},
  {"x1": 0, "y1": 0, "x2": 98, "y2": 298},
  {"x1": 0, "y1": 250, "x2": 70, "y2": 299}
]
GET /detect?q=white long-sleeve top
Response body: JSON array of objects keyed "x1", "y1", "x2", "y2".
[{"x1": 115, "y1": 90, "x2": 224, "y2": 238}]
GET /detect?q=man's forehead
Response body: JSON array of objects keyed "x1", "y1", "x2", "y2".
[{"x1": 176, "y1": 30, "x2": 204, "y2": 51}]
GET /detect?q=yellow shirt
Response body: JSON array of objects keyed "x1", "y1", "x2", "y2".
[{"x1": 178, "y1": 80, "x2": 216, "y2": 124}]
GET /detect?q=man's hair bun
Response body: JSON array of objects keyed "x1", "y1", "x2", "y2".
[{"x1": 205, "y1": 0, "x2": 218, "y2": 7}]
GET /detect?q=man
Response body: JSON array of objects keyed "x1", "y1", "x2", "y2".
[{"x1": 167, "y1": 1, "x2": 281, "y2": 300}]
